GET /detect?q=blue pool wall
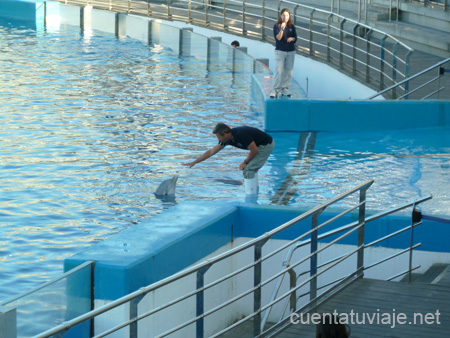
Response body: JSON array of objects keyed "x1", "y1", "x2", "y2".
[
  {"x1": 250, "y1": 73, "x2": 450, "y2": 132},
  {"x1": 65, "y1": 200, "x2": 450, "y2": 302}
]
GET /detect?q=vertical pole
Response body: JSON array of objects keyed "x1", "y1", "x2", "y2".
[
  {"x1": 380, "y1": 35, "x2": 386, "y2": 91},
  {"x1": 404, "y1": 49, "x2": 413, "y2": 99},
  {"x1": 409, "y1": 206, "x2": 421, "y2": 283},
  {"x1": 327, "y1": 14, "x2": 332, "y2": 62},
  {"x1": 223, "y1": 0, "x2": 227, "y2": 31},
  {"x1": 309, "y1": 10, "x2": 315, "y2": 56},
  {"x1": 366, "y1": 30, "x2": 372, "y2": 83},
  {"x1": 242, "y1": 0, "x2": 246, "y2": 36},
  {"x1": 310, "y1": 212, "x2": 320, "y2": 306},
  {"x1": 90, "y1": 262, "x2": 96, "y2": 338},
  {"x1": 339, "y1": 19, "x2": 346, "y2": 69},
  {"x1": 356, "y1": 189, "x2": 367, "y2": 278},
  {"x1": 392, "y1": 42, "x2": 399, "y2": 99},
  {"x1": 352, "y1": 24, "x2": 359, "y2": 76},
  {"x1": 261, "y1": 0, "x2": 266, "y2": 40},
  {"x1": 196, "y1": 266, "x2": 210, "y2": 338},
  {"x1": 254, "y1": 240, "x2": 267, "y2": 336}
]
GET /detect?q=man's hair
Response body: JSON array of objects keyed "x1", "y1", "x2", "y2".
[
  {"x1": 213, "y1": 123, "x2": 231, "y2": 135},
  {"x1": 231, "y1": 40, "x2": 240, "y2": 47}
]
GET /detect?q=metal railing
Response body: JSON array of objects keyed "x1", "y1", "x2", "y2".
[
  {"x1": 55, "y1": 0, "x2": 415, "y2": 98},
  {"x1": 261, "y1": 198, "x2": 429, "y2": 331},
  {"x1": 367, "y1": 57, "x2": 450, "y2": 99},
  {"x1": 31, "y1": 180, "x2": 433, "y2": 338}
]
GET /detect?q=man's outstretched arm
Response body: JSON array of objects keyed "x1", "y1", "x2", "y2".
[{"x1": 182, "y1": 144, "x2": 224, "y2": 168}]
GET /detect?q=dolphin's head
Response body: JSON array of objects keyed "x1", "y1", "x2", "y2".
[{"x1": 155, "y1": 174, "x2": 179, "y2": 197}]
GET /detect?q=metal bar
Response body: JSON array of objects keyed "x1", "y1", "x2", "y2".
[
  {"x1": 387, "y1": 265, "x2": 421, "y2": 281},
  {"x1": 1, "y1": 261, "x2": 95, "y2": 306},
  {"x1": 392, "y1": 42, "x2": 399, "y2": 98},
  {"x1": 356, "y1": 188, "x2": 367, "y2": 278},
  {"x1": 365, "y1": 244, "x2": 421, "y2": 272},
  {"x1": 339, "y1": 19, "x2": 346, "y2": 69},
  {"x1": 369, "y1": 59, "x2": 450, "y2": 101},
  {"x1": 365, "y1": 29, "x2": 372, "y2": 82},
  {"x1": 420, "y1": 87, "x2": 446, "y2": 100},
  {"x1": 254, "y1": 241, "x2": 265, "y2": 336},
  {"x1": 380, "y1": 35, "x2": 386, "y2": 91},
  {"x1": 327, "y1": 14, "x2": 332, "y2": 62},
  {"x1": 409, "y1": 205, "x2": 416, "y2": 283},
  {"x1": 309, "y1": 9, "x2": 315, "y2": 56},
  {"x1": 196, "y1": 266, "x2": 211, "y2": 338},
  {"x1": 352, "y1": 23, "x2": 359, "y2": 76},
  {"x1": 310, "y1": 212, "x2": 320, "y2": 305}
]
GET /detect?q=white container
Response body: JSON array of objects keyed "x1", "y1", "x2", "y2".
[{"x1": 244, "y1": 174, "x2": 259, "y2": 195}]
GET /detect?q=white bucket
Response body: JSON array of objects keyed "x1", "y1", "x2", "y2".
[{"x1": 244, "y1": 174, "x2": 259, "y2": 195}]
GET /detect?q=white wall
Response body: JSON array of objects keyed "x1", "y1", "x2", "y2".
[{"x1": 91, "y1": 235, "x2": 450, "y2": 337}]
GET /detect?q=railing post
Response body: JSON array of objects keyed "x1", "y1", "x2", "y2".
[
  {"x1": 404, "y1": 49, "x2": 413, "y2": 97},
  {"x1": 288, "y1": 268, "x2": 297, "y2": 312},
  {"x1": 356, "y1": 188, "x2": 367, "y2": 278},
  {"x1": 392, "y1": 42, "x2": 399, "y2": 99},
  {"x1": 380, "y1": 35, "x2": 387, "y2": 91},
  {"x1": 352, "y1": 24, "x2": 359, "y2": 76},
  {"x1": 167, "y1": 0, "x2": 172, "y2": 20},
  {"x1": 309, "y1": 9, "x2": 315, "y2": 56},
  {"x1": 327, "y1": 14, "x2": 332, "y2": 62},
  {"x1": 242, "y1": 0, "x2": 246, "y2": 36},
  {"x1": 366, "y1": 29, "x2": 372, "y2": 83},
  {"x1": 409, "y1": 206, "x2": 422, "y2": 283},
  {"x1": 223, "y1": 0, "x2": 227, "y2": 31},
  {"x1": 205, "y1": 0, "x2": 209, "y2": 26},
  {"x1": 310, "y1": 209, "x2": 323, "y2": 307},
  {"x1": 339, "y1": 19, "x2": 346, "y2": 69},
  {"x1": 261, "y1": 0, "x2": 266, "y2": 40},
  {"x1": 188, "y1": 0, "x2": 192, "y2": 23},
  {"x1": 254, "y1": 239, "x2": 268, "y2": 336},
  {"x1": 130, "y1": 295, "x2": 144, "y2": 338},
  {"x1": 90, "y1": 261, "x2": 96, "y2": 338},
  {"x1": 196, "y1": 265, "x2": 211, "y2": 338}
]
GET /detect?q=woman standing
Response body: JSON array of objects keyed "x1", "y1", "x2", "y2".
[{"x1": 270, "y1": 8, "x2": 297, "y2": 98}]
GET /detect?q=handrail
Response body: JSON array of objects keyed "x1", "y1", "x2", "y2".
[
  {"x1": 53, "y1": 0, "x2": 416, "y2": 97},
  {"x1": 33, "y1": 180, "x2": 374, "y2": 338},
  {"x1": 367, "y1": 57, "x2": 450, "y2": 100},
  {"x1": 32, "y1": 181, "x2": 435, "y2": 338},
  {"x1": 261, "y1": 193, "x2": 431, "y2": 330}
]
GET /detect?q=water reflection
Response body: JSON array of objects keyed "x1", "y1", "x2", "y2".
[{"x1": 0, "y1": 23, "x2": 261, "y2": 300}]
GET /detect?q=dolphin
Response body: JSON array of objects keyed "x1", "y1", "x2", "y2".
[{"x1": 155, "y1": 175, "x2": 178, "y2": 197}]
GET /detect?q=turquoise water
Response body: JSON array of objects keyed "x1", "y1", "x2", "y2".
[
  {"x1": 1, "y1": 16, "x2": 449, "y2": 307},
  {"x1": 0, "y1": 20, "x2": 265, "y2": 300}
]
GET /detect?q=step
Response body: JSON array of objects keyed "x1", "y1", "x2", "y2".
[{"x1": 401, "y1": 263, "x2": 450, "y2": 284}]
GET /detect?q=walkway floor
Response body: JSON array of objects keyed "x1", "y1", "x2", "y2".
[
  {"x1": 276, "y1": 278, "x2": 450, "y2": 338},
  {"x1": 219, "y1": 277, "x2": 450, "y2": 337}
]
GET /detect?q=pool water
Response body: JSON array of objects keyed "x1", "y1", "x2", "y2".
[
  {"x1": 0, "y1": 20, "x2": 265, "y2": 300},
  {"x1": 1, "y1": 17, "x2": 449, "y2": 304}
]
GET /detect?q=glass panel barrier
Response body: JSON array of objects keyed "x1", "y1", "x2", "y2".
[{"x1": 1, "y1": 261, "x2": 93, "y2": 338}]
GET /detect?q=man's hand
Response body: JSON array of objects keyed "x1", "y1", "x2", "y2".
[
  {"x1": 239, "y1": 162, "x2": 247, "y2": 170},
  {"x1": 182, "y1": 162, "x2": 196, "y2": 168}
]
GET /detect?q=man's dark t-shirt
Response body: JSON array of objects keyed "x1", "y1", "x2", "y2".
[{"x1": 218, "y1": 126, "x2": 273, "y2": 149}]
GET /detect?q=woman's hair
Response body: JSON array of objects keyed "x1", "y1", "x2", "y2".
[
  {"x1": 316, "y1": 314, "x2": 350, "y2": 338},
  {"x1": 277, "y1": 8, "x2": 292, "y2": 28}
]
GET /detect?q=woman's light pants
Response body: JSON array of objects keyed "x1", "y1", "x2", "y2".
[{"x1": 272, "y1": 50, "x2": 295, "y2": 93}]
